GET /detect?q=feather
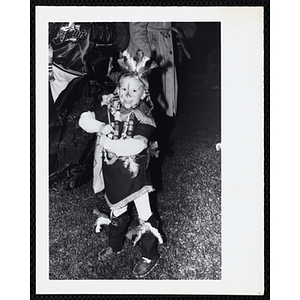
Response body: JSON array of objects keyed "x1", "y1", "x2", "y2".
[
  {"x1": 121, "y1": 156, "x2": 139, "y2": 178},
  {"x1": 117, "y1": 50, "x2": 158, "y2": 79},
  {"x1": 93, "y1": 208, "x2": 111, "y2": 233},
  {"x1": 126, "y1": 222, "x2": 163, "y2": 246},
  {"x1": 127, "y1": 157, "x2": 140, "y2": 178}
]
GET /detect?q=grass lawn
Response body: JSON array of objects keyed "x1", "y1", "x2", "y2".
[{"x1": 49, "y1": 82, "x2": 221, "y2": 280}]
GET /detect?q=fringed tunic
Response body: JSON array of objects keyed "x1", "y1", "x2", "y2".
[{"x1": 79, "y1": 100, "x2": 156, "y2": 210}]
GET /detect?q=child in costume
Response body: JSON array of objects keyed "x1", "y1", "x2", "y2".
[{"x1": 79, "y1": 52, "x2": 161, "y2": 278}]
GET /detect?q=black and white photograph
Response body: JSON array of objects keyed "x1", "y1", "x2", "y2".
[
  {"x1": 35, "y1": 5, "x2": 264, "y2": 295},
  {"x1": 48, "y1": 20, "x2": 221, "y2": 280}
]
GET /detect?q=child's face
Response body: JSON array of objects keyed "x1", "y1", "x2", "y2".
[{"x1": 118, "y1": 76, "x2": 145, "y2": 109}]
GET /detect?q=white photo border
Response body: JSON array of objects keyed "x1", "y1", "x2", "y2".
[{"x1": 35, "y1": 5, "x2": 265, "y2": 296}]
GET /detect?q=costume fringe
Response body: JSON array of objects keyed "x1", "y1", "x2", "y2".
[{"x1": 105, "y1": 185, "x2": 154, "y2": 210}]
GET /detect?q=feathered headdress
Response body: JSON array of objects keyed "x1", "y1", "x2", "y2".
[
  {"x1": 116, "y1": 49, "x2": 158, "y2": 113},
  {"x1": 117, "y1": 50, "x2": 158, "y2": 89}
]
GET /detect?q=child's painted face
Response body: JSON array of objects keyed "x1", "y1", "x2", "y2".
[{"x1": 118, "y1": 76, "x2": 145, "y2": 109}]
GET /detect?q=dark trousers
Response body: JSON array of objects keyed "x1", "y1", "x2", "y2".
[
  {"x1": 140, "y1": 214, "x2": 159, "y2": 260},
  {"x1": 109, "y1": 211, "x2": 130, "y2": 252},
  {"x1": 109, "y1": 212, "x2": 159, "y2": 259}
]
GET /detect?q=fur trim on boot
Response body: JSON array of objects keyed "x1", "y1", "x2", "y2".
[
  {"x1": 126, "y1": 220, "x2": 163, "y2": 246},
  {"x1": 93, "y1": 208, "x2": 111, "y2": 233}
]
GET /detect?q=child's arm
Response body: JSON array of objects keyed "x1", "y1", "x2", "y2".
[
  {"x1": 79, "y1": 111, "x2": 113, "y2": 134},
  {"x1": 100, "y1": 121, "x2": 155, "y2": 156},
  {"x1": 79, "y1": 111, "x2": 103, "y2": 133},
  {"x1": 100, "y1": 135, "x2": 147, "y2": 157}
]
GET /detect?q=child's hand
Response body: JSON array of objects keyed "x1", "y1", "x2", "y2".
[
  {"x1": 101, "y1": 93, "x2": 115, "y2": 106},
  {"x1": 100, "y1": 124, "x2": 114, "y2": 135}
]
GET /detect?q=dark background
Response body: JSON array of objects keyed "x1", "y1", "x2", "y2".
[{"x1": 187, "y1": 22, "x2": 221, "y2": 75}]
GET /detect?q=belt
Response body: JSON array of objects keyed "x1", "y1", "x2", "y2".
[{"x1": 160, "y1": 27, "x2": 191, "y2": 59}]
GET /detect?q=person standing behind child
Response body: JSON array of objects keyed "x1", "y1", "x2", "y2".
[
  {"x1": 79, "y1": 58, "x2": 161, "y2": 278},
  {"x1": 125, "y1": 22, "x2": 196, "y2": 189},
  {"x1": 126, "y1": 22, "x2": 177, "y2": 117}
]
